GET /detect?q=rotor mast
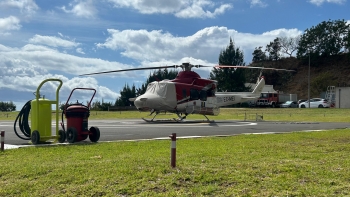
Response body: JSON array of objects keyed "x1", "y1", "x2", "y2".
[{"x1": 178, "y1": 63, "x2": 202, "y2": 71}]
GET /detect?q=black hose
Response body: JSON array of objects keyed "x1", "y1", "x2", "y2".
[
  {"x1": 61, "y1": 109, "x2": 65, "y2": 132},
  {"x1": 13, "y1": 100, "x2": 32, "y2": 140}
]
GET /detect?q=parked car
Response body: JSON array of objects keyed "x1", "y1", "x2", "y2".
[
  {"x1": 297, "y1": 99, "x2": 307, "y2": 105},
  {"x1": 280, "y1": 101, "x2": 299, "y2": 108},
  {"x1": 299, "y1": 98, "x2": 330, "y2": 108}
]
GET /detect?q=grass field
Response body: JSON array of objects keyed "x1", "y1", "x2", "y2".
[{"x1": 1, "y1": 108, "x2": 350, "y2": 196}]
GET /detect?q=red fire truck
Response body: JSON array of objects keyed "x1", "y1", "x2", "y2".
[{"x1": 255, "y1": 92, "x2": 297, "y2": 108}]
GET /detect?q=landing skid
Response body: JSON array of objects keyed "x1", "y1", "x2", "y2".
[
  {"x1": 141, "y1": 117, "x2": 213, "y2": 123},
  {"x1": 142, "y1": 112, "x2": 211, "y2": 123},
  {"x1": 142, "y1": 118, "x2": 179, "y2": 123}
]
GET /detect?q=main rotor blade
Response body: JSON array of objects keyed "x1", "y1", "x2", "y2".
[
  {"x1": 79, "y1": 65, "x2": 177, "y2": 76},
  {"x1": 215, "y1": 65, "x2": 296, "y2": 72},
  {"x1": 192, "y1": 65, "x2": 212, "y2": 68}
]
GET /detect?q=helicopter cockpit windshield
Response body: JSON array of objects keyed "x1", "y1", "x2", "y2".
[
  {"x1": 145, "y1": 81, "x2": 173, "y2": 98},
  {"x1": 137, "y1": 80, "x2": 177, "y2": 111}
]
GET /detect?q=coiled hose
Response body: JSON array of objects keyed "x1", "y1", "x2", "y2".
[{"x1": 13, "y1": 100, "x2": 31, "y2": 140}]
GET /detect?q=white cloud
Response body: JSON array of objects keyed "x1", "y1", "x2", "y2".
[
  {"x1": 0, "y1": 26, "x2": 303, "y2": 108},
  {"x1": 107, "y1": 0, "x2": 232, "y2": 18},
  {"x1": 61, "y1": 77, "x2": 119, "y2": 101},
  {"x1": 96, "y1": 27, "x2": 227, "y2": 63},
  {"x1": 175, "y1": 3, "x2": 232, "y2": 18},
  {"x1": 76, "y1": 48, "x2": 85, "y2": 54},
  {"x1": 0, "y1": 44, "x2": 120, "y2": 105},
  {"x1": 61, "y1": 0, "x2": 97, "y2": 18},
  {"x1": 250, "y1": 0, "x2": 268, "y2": 7},
  {"x1": 0, "y1": 16, "x2": 21, "y2": 35},
  {"x1": 308, "y1": 0, "x2": 346, "y2": 6},
  {"x1": 0, "y1": 44, "x2": 132, "y2": 76},
  {"x1": 96, "y1": 26, "x2": 302, "y2": 65},
  {"x1": 0, "y1": 74, "x2": 119, "y2": 108},
  {"x1": 0, "y1": 0, "x2": 39, "y2": 15},
  {"x1": 28, "y1": 35, "x2": 80, "y2": 48}
]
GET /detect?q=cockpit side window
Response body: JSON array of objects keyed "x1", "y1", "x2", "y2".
[
  {"x1": 207, "y1": 89, "x2": 215, "y2": 97},
  {"x1": 190, "y1": 89, "x2": 199, "y2": 100},
  {"x1": 200, "y1": 90, "x2": 207, "y2": 101}
]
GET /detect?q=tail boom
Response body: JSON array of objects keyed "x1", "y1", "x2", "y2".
[{"x1": 215, "y1": 77, "x2": 265, "y2": 107}]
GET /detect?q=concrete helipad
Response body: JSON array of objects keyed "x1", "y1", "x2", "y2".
[{"x1": 1, "y1": 119, "x2": 350, "y2": 150}]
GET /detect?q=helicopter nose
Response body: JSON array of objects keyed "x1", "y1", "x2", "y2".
[
  {"x1": 134, "y1": 95, "x2": 167, "y2": 111},
  {"x1": 134, "y1": 92, "x2": 177, "y2": 111},
  {"x1": 134, "y1": 97, "x2": 150, "y2": 110}
]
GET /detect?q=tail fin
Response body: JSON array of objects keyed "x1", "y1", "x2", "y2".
[{"x1": 252, "y1": 76, "x2": 265, "y2": 94}]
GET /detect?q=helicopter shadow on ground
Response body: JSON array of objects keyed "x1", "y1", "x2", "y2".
[{"x1": 139, "y1": 119, "x2": 247, "y2": 127}]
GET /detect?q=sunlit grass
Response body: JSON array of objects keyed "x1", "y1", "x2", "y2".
[
  {"x1": 1, "y1": 129, "x2": 350, "y2": 196},
  {"x1": 2, "y1": 107, "x2": 350, "y2": 195}
]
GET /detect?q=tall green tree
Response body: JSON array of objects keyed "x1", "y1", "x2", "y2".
[
  {"x1": 266, "y1": 38, "x2": 281, "y2": 61},
  {"x1": 297, "y1": 19, "x2": 350, "y2": 58},
  {"x1": 115, "y1": 84, "x2": 136, "y2": 106},
  {"x1": 345, "y1": 30, "x2": 350, "y2": 54},
  {"x1": 252, "y1": 46, "x2": 267, "y2": 62},
  {"x1": 210, "y1": 38, "x2": 250, "y2": 92}
]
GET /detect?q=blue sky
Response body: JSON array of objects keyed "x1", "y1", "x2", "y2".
[{"x1": 0, "y1": 0, "x2": 349, "y2": 110}]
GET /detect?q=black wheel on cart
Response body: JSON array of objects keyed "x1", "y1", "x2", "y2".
[
  {"x1": 31, "y1": 130, "x2": 40, "y2": 145},
  {"x1": 89, "y1": 126, "x2": 100, "y2": 142},
  {"x1": 58, "y1": 129, "x2": 66, "y2": 143},
  {"x1": 66, "y1": 127, "x2": 78, "y2": 143}
]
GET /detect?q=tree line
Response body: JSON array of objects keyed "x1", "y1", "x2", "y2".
[
  {"x1": 252, "y1": 19, "x2": 349, "y2": 62},
  {"x1": 0, "y1": 101, "x2": 16, "y2": 111}
]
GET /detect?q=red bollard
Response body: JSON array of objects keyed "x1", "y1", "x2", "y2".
[
  {"x1": 169, "y1": 133, "x2": 176, "y2": 168},
  {"x1": 1, "y1": 130, "x2": 4, "y2": 151}
]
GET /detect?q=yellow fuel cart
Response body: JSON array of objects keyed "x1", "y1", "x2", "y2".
[{"x1": 30, "y1": 79, "x2": 66, "y2": 145}]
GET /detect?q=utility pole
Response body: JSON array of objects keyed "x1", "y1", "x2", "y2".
[{"x1": 308, "y1": 50, "x2": 311, "y2": 108}]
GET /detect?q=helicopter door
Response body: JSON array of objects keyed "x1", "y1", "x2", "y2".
[
  {"x1": 187, "y1": 88, "x2": 200, "y2": 114},
  {"x1": 200, "y1": 89, "x2": 207, "y2": 105},
  {"x1": 181, "y1": 88, "x2": 191, "y2": 113}
]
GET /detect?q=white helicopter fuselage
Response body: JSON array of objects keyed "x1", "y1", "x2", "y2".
[
  {"x1": 134, "y1": 80, "x2": 177, "y2": 112},
  {"x1": 133, "y1": 76, "x2": 265, "y2": 116}
]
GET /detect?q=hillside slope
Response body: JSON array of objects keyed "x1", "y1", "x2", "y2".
[{"x1": 248, "y1": 54, "x2": 350, "y2": 99}]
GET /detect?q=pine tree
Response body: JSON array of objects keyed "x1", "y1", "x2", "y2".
[
  {"x1": 252, "y1": 46, "x2": 267, "y2": 62},
  {"x1": 210, "y1": 38, "x2": 250, "y2": 92},
  {"x1": 266, "y1": 38, "x2": 281, "y2": 61}
]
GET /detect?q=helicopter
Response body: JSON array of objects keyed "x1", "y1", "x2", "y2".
[{"x1": 81, "y1": 63, "x2": 295, "y2": 122}]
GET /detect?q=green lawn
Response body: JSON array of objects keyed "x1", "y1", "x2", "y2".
[{"x1": 1, "y1": 108, "x2": 350, "y2": 196}]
